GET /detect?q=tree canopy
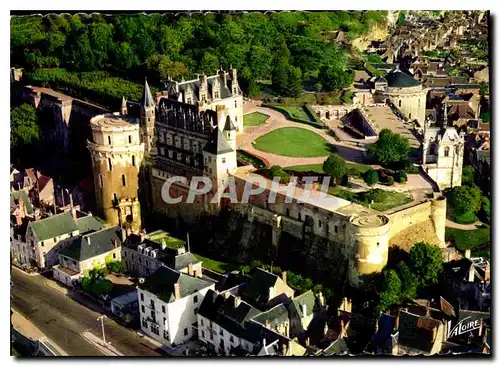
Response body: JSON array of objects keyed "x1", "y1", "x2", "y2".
[
  {"x1": 323, "y1": 154, "x2": 347, "y2": 184},
  {"x1": 11, "y1": 104, "x2": 40, "y2": 150},
  {"x1": 368, "y1": 129, "x2": 410, "y2": 167},
  {"x1": 363, "y1": 169, "x2": 379, "y2": 186},
  {"x1": 375, "y1": 269, "x2": 402, "y2": 313},
  {"x1": 448, "y1": 185, "x2": 482, "y2": 216},
  {"x1": 409, "y1": 242, "x2": 444, "y2": 289}
]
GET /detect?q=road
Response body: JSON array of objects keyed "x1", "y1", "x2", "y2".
[{"x1": 11, "y1": 267, "x2": 163, "y2": 356}]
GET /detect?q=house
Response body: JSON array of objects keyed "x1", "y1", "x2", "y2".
[
  {"x1": 122, "y1": 230, "x2": 201, "y2": 277},
  {"x1": 240, "y1": 268, "x2": 294, "y2": 311},
  {"x1": 111, "y1": 291, "x2": 139, "y2": 324},
  {"x1": 137, "y1": 266, "x2": 215, "y2": 346},
  {"x1": 52, "y1": 226, "x2": 122, "y2": 287},
  {"x1": 252, "y1": 303, "x2": 290, "y2": 338},
  {"x1": 287, "y1": 290, "x2": 316, "y2": 340},
  {"x1": 23, "y1": 209, "x2": 104, "y2": 269},
  {"x1": 197, "y1": 289, "x2": 261, "y2": 355},
  {"x1": 10, "y1": 190, "x2": 35, "y2": 226}
]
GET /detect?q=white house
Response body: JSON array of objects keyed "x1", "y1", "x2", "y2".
[{"x1": 137, "y1": 266, "x2": 215, "y2": 346}]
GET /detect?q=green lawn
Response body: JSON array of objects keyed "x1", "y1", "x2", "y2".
[
  {"x1": 278, "y1": 106, "x2": 314, "y2": 122},
  {"x1": 147, "y1": 230, "x2": 185, "y2": 249},
  {"x1": 445, "y1": 227, "x2": 491, "y2": 259},
  {"x1": 193, "y1": 253, "x2": 238, "y2": 274},
  {"x1": 286, "y1": 163, "x2": 372, "y2": 176},
  {"x1": 453, "y1": 211, "x2": 478, "y2": 225},
  {"x1": 244, "y1": 112, "x2": 269, "y2": 127},
  {"x1": 328, "y1": 188, "x2": 413, "y2": 212},
  {"x1": 254, "y1": 127, "x2": 333, "y2": 157}
]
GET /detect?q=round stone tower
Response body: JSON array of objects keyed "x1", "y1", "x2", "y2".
[
  {"x1": 87, "y1": 113, "x2": 144, "y2": 233},
  {"x1": 347, "y1": 214, "x2": 391, "y2": 285},
  {"x1": 431, "y1": 196, "x2": 447, "y2": 247}
]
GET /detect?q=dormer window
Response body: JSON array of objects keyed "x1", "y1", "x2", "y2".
[
  {"x1": 215, "y1": 92, "x2": 219, "y2": 99},
  {"x1": 187, "y1": 98, "x2": 192, "y2": 104}
]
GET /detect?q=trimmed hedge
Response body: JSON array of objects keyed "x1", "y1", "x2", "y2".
[
  {"x1": 262, "y1": 104, "x2": 327, "y2": 129},
  {"x1": 304, "y1": 103, "x2": 326, "y2": 128}
]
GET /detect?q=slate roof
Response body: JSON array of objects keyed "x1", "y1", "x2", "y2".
[
  {"x1": 58, "y1": 226, "x2": 121, "y2": 262},
  {"x1": 29, "y1": 211, "x2": 77, "y2": 241},
  {"x1": 11, "y1": 190, "x2": 34, "y2": 215},
  {"x1": 224, "y1": 115, "x2": 236, "y2": 131},
  {"x1": 139, "y1": 266, "x2": 213, "y2": 303},
  {"x1": 76, "y1": 216, "x2": 105, "y2": 235},
  {"x1": 322, "y1": 337, "x2": 349, "y2": 356},
  {"x1": 198, "y1": 289, "x2": 261, "y2": 337},
  {"x1": 291, "y1": 290, "x2": 315, "y2": 318},
  {"x1": 252, "y1": 304, "x2": 289, "y2": 327},
  {"x1": 159, "y1": 251, "x2": 201, "y2": 271},
  {"x1": 397, "y1": 310, "x2": 441, "y2": 353},
  {"x1": 142, "y1": 79, "x2": 155, "y2": 107},
  {"x1": 385, "y1": 69, "x2": 422, "y2": 88},
  {"x1": 241, "y1": 268, "x2": 279, "y2": 305},
  {"x1": 203, "y1": 127, "x2": 233, "y2": 155}
]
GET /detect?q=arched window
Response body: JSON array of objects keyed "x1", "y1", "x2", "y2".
[
  {"x1": 132, "y1": 155, "x2": 136, "y2": 166},
  {"x1": 108, "y1": 136, "x2": 111, "y2": 144},
  {"x1": 122, "y1": 174, "x2": 126, "y2": 186},
  {"x1": 444, "y1": 147, "x2": 450, "y2": 157}
]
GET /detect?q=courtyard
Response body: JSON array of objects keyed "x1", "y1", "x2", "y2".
[{"x1": 243, "y1": 112, "x2": 269, "y2": 127}]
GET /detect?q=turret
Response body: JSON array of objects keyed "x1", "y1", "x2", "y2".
[
  {"x1": 141, "y1": 78, "x2": 156, "y2": 155},
  {"x1": 224, "y1": 115, "x2": 237, "y2": 151},
  {"x1": 121, "y1": 96, "x2": 128, "y2": 116},
  {"x1": 230, "y1": 68, "x2": 239, "y2": 95}
]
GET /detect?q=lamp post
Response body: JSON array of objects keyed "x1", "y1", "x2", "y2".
[{"x1": 97, "y1": 315, "x2": 106, "y2": 344}]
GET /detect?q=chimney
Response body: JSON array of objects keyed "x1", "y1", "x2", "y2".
[
  {"x1": 224, "y1": 291, "x2": 231, "y2": 299},
  {"x1": 468, "y1": 263, "x2": 476, "y2": 283},
  {"x1": 121, "y1": 228, "x2": 127, "y2": 242},
  {"x1": 140, "y1": 229, "x2": 146, "y2": 243},
  {"x1": 426, "y1": 300, "x2": 431, "y2": 316},
  {"x1": 484, "y1": 262, "x2": 490, "y2": 282},
  {"x1": 114, "y1": 238, "x2": 119, "y2": 248},
  {"x1": 126, "y1": 227, "x2": 132, "y2": 238},
  {"x1": 394, "y1": 313, "x2": 400, "y2": 331},
  {"x1": 161, "y1": 239, "x2": 167, "y2": 250},
  {"x1": 71, "y1": 207, "x2": 77, "y2": 221},
  {"x1": 188, "y1": 263, "x2": 193, "y2": 276},
  {"x1": 339, "y1": 319, "x2": 346, "y2": 337},
  {"x1": 234, "y1": 296, "x2": 241, "y2": 308},
  {"x1": 317, "y1": 291, "x2": 325, "y2": 307},
  {"x1": 281, "y1": 271, "x2": 287, "y2": 285},
  {"x1": 174, "y1": 282, "x2": 181, "y2": 300},
  {"x1": 465, "y1": 249, "x2": 471, "y2": 258},
  {"x1": 218, "y1": 69, "x2": 227, "y2": 86},
  {"x1": 301, "y1": 304, "x2": 307, "y2": 317},
  {"x1": 15, "y1": 214, "x2": 22, "y2": 226},
  {"x1": 86, "y1": 236, "x2": 91, "y2": 246},
  {"x1": 265, "y1": 319, "x2": 271, "y2": 329}
]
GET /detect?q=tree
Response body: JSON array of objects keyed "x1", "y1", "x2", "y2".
[
  {"x1": 396, "y1": 262, "x2": 417, "y2": 300},
  {"x1": 368, "y1": 129, "x2": 410, "y2": 166},
  {"x1": 93, "y1": 279, "x2": 113, "y2": 296},
  {"x1": 271, "y1": 61, "x2": 302, "y2": 97},
  {"x1": 269, "y1": 165, "x2": 290, "y2": 184},
  {"x1": 462, "y1": 166, "x2": 476, "y2": 186},
  {"x1": 107, "y1": 260, "x2": 126, "y2": 274},
  {"x1": 363, "y1": 169, "x2": 379, "y2": 186},
  {"x1": 448, "y1": 185, "x2": 482, "y2": 216},
  {"x1": 147, "y1": 54, "x2": 187, "y2": 80},
  {"x1": 198, "y1": 51, "x2": 220, "y2": 74},
  {"x1": 318, "y1": 66, "x2": 354, "y2": 91},
  {"x1": 11, "y1": 104, "x2": 40, "y2": 150},
  {"x1": 479, "y1": 196, "x2": 491, "y2": 224},
  {"x1": 323, "y1": 154, "x2": 347, "y2": 185},
  {"x1": 375, "y1": 269, "x2": 402, "y2": 314},
  {"x1": 409, "y1": 242, "x2": 444, "y2": 289}
]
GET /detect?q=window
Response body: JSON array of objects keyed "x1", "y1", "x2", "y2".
[
  {"x1": 201, "y1": 330, "x2": 205, "y2": 339},
  {"x1": 108, "y1": 136, "x2": 111, "y2": 144},
  {"x1": 230, "y1": 335, "x2": 234, "y2": 343},
  {"x1": 164, "y1": 330, "x2": 168, "y2": 339},
  {"x1": 41, "y1": 242, "x2": 44, "y2": 247},
  {"x1": 220, "y1": 329, "x2": 224, "y2": 336},
  {"x1": 99, "y1": 175, "x2": 103, "y2": 188},
  {"x1": 108, "y1": 158, "x2": 112, "y2": 171},
  {"x1": 194, "y1": 295, "x2": 198, "y2": 304},
  {"x1": 113, "y1": 193, "x2": 118, "y2": 202},
  {"x1": 201, "y1": 319, "x2": 204, "y2": 326},
  {"x1": 194, "y1": 308, "x2": 198, "y2": 315},
  {"x1": 122, "y1": 174, "x2": 126, "y2": 186},
  {"x1": 162, "y1": 305, "x2": 166, "y2": 313},
  {"x1": 409, "y1": 113, "x2": 412, "y2": 119},
  {"x1": 184, "y1": 328, "x2": 188, "y2": 336},
  {"x1": 141, "y1": 305, "x2": 145, "y2": 313},
  {"x1": 335, "y1": 225, "x2": 339, "y2": 234},
  {"x1": 132, "y1": 156, "x2": 136, "y2": 167},
  {"x1": 222, "y1": 158, "x2": 226, "y2": 164},
  {"x1": 298, "y1": 212, "x2": 302, "y2": 221},
  {"x1": 235, "y1": 101, "x2": 237, "y2": 108},
  {"x1": 113, "y1": 253, "x2": 116, "y2": 259},
  {"x1": 163, "y1": 317, "x2": 166, "y2": 325},
  {"x1": 318, "y1": 220, "x2": 322, "y2": 228},
  {"x1": 142, "y1": 319, "x2": 147, "y2": 327},
  {"x1": 150, "y1": 299, "x2": 155, "y2": 310},
  {"x1": 398, "y1": 100, "x2": 402, "y2": 108},
  {"x1": 187, "y1": 98, "x2": 192, "y2": 104},
  {"x1": 418, "y1": 99, "x2": 421, "y2": 108},
  {"x1": 215, "y1": 92, "x2": 219, "y2": 99},
  {"x1": 150, "y1": 310, "x2": 155, "y2": 319},
  {"x1": 128, "y1": 135, "x2": 132, "y2": 144},
  {"x1": 139, "y1": 257, "x2": 142, "y2": 264},
  {"x1": 140, "y1": 293, "x2": 144, "y2": 301}
]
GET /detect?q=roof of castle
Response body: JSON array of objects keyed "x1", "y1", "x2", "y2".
[
  {"x1": 385, "y1": 69, "x2": 422, "y2": 88},
  {"x1": 142, "y1": 79, "x2": 155, "y2": 108},
  {"x1": 203, "y1": 127, "x2": 233, "y2": 155}
]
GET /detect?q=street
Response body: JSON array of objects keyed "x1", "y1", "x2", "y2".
[{"x1": 11, "y1": 267, "x2": 163, "y2": 356}]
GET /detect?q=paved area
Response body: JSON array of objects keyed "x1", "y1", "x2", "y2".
[
  {"x1": 12, "y1": 310, "x2": 44, "y2": 340},
  {"x1": 445, "y1": 219, "x2": 484, "y2": 230},
  {"x1": 239, "y1": 102, "x2": 366, "y2": 168},
  {"x1": 11, "y1": 266, "x2": 162, "y2": 356}
]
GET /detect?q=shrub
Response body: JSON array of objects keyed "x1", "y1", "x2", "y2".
[
  {"x1": 323, "y1": 154, "x2": 347, "y2": 185},
  {"x1": 387, "y1": 176, "x2": 395, "y2": 186},
  {"x1": 395, "y1": 170, "x2": 408, "y2": 183},
  {"x1": 268, "y1": 165, "x2": 290, "y2": 184},
  {"x1": 363, "y1": 169, "x2": 379, "y2": 186}
]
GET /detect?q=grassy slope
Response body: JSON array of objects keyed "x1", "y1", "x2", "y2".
[
  {"x1": 445, "y1": 227, "x2": 491, "y2": 255},
  {"x1": 254, "y1": 127, "x2": 333, "y2": 157},
  {"x1": 328, "y1": 187, "x2": 413, "y2": 212},
  {"x1": 244, "y1": 112, "x2": 269, "y2": 127},
  {"x1": 193, "y1": 253, "x2": 238, "y2": 274}
]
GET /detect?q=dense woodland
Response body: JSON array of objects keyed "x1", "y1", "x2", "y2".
[{"x1": 11, "y1": 12, "x2": 387, "y2": 103}]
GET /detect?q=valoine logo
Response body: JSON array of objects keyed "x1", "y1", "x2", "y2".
[{"x1": 447, "y1": 317, "x2": 482, "y2": 339}]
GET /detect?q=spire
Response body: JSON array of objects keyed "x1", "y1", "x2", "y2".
[
  {"x1": 121, "y1": 96, "x2": 127, "y2": 108},
  {"x1": 142, "y1": 78, "x2": 155, "y2": 108}
]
